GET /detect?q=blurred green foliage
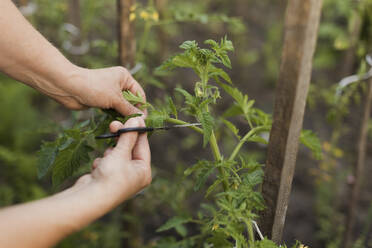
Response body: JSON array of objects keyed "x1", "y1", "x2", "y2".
[{"x1": 3, "y1": 0, "x2": 372, "y2": 247}]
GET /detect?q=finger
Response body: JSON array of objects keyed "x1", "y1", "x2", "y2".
[
  {"x1": 110, "y1": 118, "x2": 141, "y2": 159},
  {"x1": 132, "y1": 133, "x2": 151, "y2": 165},
  {"x1": 121, "y1": 72, "x2": 148, "y2": 117},
  {"x1": 114, "y1": 97, "x2": 144, "y2": 117},
  {"x1": 122, "y1": 72, "x2": 147, "y2": 103},
  {"x1": 92, "y1": 158, "x2": 102, "y2": 170},
  {"x1": 103, "y1": 147, "x2": 114, "y2": 157},
  {"x1": 132, "y1": 118, "x2": 150, "y2": 163}
]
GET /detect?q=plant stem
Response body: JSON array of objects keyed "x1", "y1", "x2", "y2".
[
  {"x1": 166, "y1": 117, "x2": 229, "y2": 191},
  {"x1": 165, "y1": 118, "x2": 203, "y2": 134},
  {"x1": 209, "y1": 131, "x2": 229, "y2": 192},
  {"x1": 246, "y1": 220, "x2": 255, "y2": 244},
  {"x1": 229, "y1": 126, "x2": 269, "y2": 161},
  {"x1": 137, "y1": 22, "x2": 152, "y2": 61}
]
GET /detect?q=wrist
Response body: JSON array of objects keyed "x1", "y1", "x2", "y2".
[{"x1": 73, "y1": 174, "x2": 129, "y2": 210}]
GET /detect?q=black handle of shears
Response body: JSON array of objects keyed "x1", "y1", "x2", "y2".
[{"x1": 95, "y1": 127, "x2": 155, "y2": 139}]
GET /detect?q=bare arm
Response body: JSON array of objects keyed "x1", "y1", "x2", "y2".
[
  {"x1": 0, "y1": 118, "x2": 151, "y2": 248},
  {"x1": 0, "y1": 0, "x2": 145, "y2": 116}
]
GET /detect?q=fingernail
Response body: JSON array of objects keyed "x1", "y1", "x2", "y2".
[{"x1": 126, "y1": 117, "x2": 141, "y2": 127}]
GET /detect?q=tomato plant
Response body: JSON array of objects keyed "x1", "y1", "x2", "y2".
[{"x1": 37, "y1": 37, "x2": 319, "y2": 247}]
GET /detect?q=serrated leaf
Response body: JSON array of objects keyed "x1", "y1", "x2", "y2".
[
  {"x1": 222, "y1": 119, "x2": 240, "y2": 139},
  {"x1": 300, "y1": 129, "x2": 323, "y2": 160},
  {"x1": 52, "y1": 137, "x2": 94, "y2": 187},
  {"x1": 184, "y1": 162, "x2": 203, "y2": 176},
  {"x1": 210, "y1": 66, "x2": 232, "y2": 84},
  {"x1": 175, "y1": 88, "x2": 194, "y2": 103},
  {"x1": 204, "y1": 39, "x2": 218, "y2": 47},
  {"x1": 156, "y1": 216, "x2": 191, "y2": 233},
  {"x1": 205, "y1": 178, "x2": 223, "y2": 198},
  {"x1": 244, "y1": 169, "x2": 263, "y2": 187},
  {"x1": 122, "y1": 91, "x2": 152, "y2": 110},
  {"x1": 194, "y1": 165, "x2": 215, "y2": 191},
  {"x1": 179, "y1": 40, "x2": 197, "y2": 50},
  {"x1": 198, "y1": 111, "x2": 214, "y2": 147},
  {"x1": 172, "y1": 53, "x2": 195, "y2": 69},
  {"x1": 167, "y1": 97, "x2": 178, "y2": 118},
  {"x1": 58, "y1": 137, "x2": 74, "y2": 151},
  {"x1": 37, "y1": 142, "x2": 59, "y2": 179},
  {"x1": 123, "y1": 90, "x2": 146, "y2": 104}
]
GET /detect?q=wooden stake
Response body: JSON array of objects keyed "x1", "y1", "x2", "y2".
[
  {"x1": 117, "y1": 0, "x2": 136, "y2": 68},
  {"x1": 342, "y1": 80, "x2": 372, "y2": 248},
  {"x1": 155, "y1": 0, "x2": 168, "y2": 62},
  {"x1": 117, "y1": 1, "x2": 140, "y2": 247},
  {"x1": 68, "y1": 0, "x2": 82, "y2": 47},
  {"x1": 260, "y1": 0, "x2": 323, "y2": 243}
]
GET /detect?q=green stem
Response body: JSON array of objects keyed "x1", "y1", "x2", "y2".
[
  {"x1": 137, "y1": 22, "x2": 152, "y2": 61},
  {"x1": 166, "y1": 117, "x2": 229, "y2": 191},
  {"x1": 246, "y1": 220, "x2": 255, "y2": 244},
  {"x1": 229, "y1": 126, "x2": 269, "y2": 162},
  {"x1": 210, "y1": 131, "x2": 229, "y2": 192},
  {"x1": 165, "y1": 118, "x2": 203, "y2": 134}
]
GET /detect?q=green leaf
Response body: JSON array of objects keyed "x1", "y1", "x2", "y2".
[
  {"x1": 204, "y1": 39, "x2": 218, "y2": 47},
  {"x1": 249, "y1": 135, "x2": 268, "y2": 145},
  {"x1": 156, "y1": 216, "x2": 191, "y2": 233},
  {"x1": 123, "y1": 90, "x2": 145, "y2": 104},
  {"x1": 210, "y1": 67, "x2": 232, "y2": 84},
  {"x1": 167, "y1": 97, "x2": 178, "y2": 118},
  {"x1": 146, "y1": 109, "x2": 169, "y2": 128},
  {"x1": 172, "y1": 53, "x2": 195, "y2": 69},
  {"x1": 244, "y1": 169, "x2": 264, "y2": 187},
  {"x1": 194, "y1": 164, "x2": 215, "y2": 191},
  {"x1": 198, "y1": 111, "x2": 214, "y2": 147},
  {"x1": 37, "y1": 141, "x2": 59, "y2": 179},
  {"x1": 179, "y1": 40, "x2": 198, "y2": 50},
  {"x1": 175, "y1": 224, "x2": 188, "y2": 237},
  {"x1": 52, "y1": 137, "x2": 94, "y2": 187},
  {"x1": 122, "y1": 90, "x2": 152, "y2": 110},
  {"x1": 222, "y1": 119, "x2": 240, "y2": 139},
  {"x1": 300, "y1": 129, "x2": 323, "y2": 160},
  {"x1": 205, "y1": 178, "x2": 223, "y2": 198},
  {"x1": 175, "y1": 88, "x2": 194, "y2": 104}
]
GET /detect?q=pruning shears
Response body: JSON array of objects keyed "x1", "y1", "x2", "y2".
[{"x1": 95, "y1": 123, "x2": 201, "y2": 139}]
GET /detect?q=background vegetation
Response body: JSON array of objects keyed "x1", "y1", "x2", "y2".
[{"x1": 2, "y1": 0, "x2": 372, "y2": 247}]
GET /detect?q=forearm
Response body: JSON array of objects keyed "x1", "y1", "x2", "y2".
[
  {"x1": 0, "y1": 176, "x2": 118, "y2": 248},
  {"x1": 0, "y1": 0, "x2": 79, "y2": 98}
]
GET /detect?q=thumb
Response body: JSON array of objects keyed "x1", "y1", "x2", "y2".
[{"x1": 109, "y1": 118, "x2": 143, "y2": 159}]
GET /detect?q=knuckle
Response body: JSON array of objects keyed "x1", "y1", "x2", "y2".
[
  {"x1": 116, "y1": 66, "x2": 128, "y2": 75},
  {"x1": 143, "y1": 174, "x2": 152, "y2": 187},
  {"x1": 143, "y1": 167, "x2": 152, "y2": 186}
]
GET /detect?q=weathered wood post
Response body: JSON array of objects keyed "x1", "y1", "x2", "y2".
[
  {"x1": 260, "y1": 0, "x2": 323, "y2": 243},
  {"x1": 117, "y1": 1, "x2": 141, "y2": 247},
  {"x1": 118, "y1": 0, "x2": 136, "y2": 68},
  {"x1": 342, "y1": 80, "x2": 372, "y2": 248},
  {"x1": 155, "y1": 0, "x2": 168, "y2": 62},
  {"x1": 68, "y1": 0, "x2": 82, "y2": 47}
]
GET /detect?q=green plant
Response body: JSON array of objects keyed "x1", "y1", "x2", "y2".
[{"x1": 38, "y1": 37, "x2": 320, "y2": 247}]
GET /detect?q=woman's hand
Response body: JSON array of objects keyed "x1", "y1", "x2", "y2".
[
  {"x1": 54, "y1": 66, "x2": 147, "y2": 117},
  {"x1": 0, "y1": 117, "x2": 151, "y2": 248},
  {"x1": 75, "y1": 117, "x2": 152, "y2": 204}
]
